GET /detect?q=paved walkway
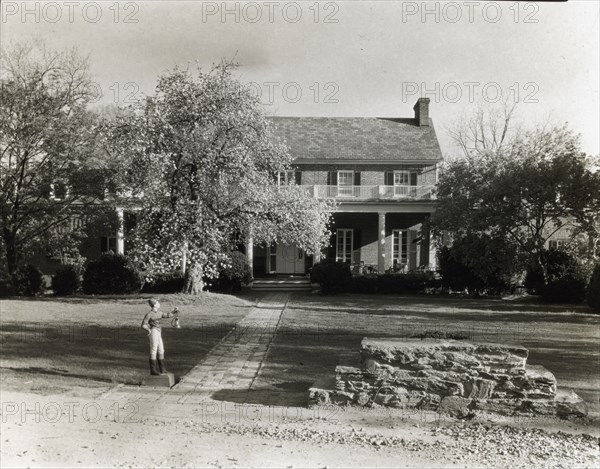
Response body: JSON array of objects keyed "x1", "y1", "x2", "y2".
[{"x1": 102, "y1": 293, "x2": 289, "y2": 404}]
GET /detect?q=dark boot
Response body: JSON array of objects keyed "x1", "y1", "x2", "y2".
[
  {"x1": 149, "y1": 359, "x2": 160, "y2": 376},
  {"x1": 157, "y1": 358, "x2": 168, "y2": 374}
]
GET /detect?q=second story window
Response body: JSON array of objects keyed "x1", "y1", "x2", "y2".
[
  {"x1": 277, "y1": 171, "x2": 299, "y2": 185},
  {"x1": 548, "y1": 239, "x2": 567, "y2": 250},
  {"x1": 394, "y1": 170, "x2": 410, "y2": 186},
  {"x1": 337, "y1": 170, "x2": 354, "y2": 197},
  {"x1": 50, "y1": 181, "x2": 69, "y2": 200},
  {"x1": 385, "y1": 170, "x2": 418, "y2": 197}
]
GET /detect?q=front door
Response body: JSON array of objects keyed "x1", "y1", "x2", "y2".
[{"x1": 275, "y1": 243, "x2": 305, "y2": 274}]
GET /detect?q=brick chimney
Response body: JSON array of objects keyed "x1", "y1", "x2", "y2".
[{"x1": 413, "y1": 98, "x2": 430, "y2": 127}]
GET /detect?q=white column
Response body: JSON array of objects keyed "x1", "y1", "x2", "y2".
[
  {"x1": 378, "y1": 211, "x2": 386, "y2": 273},
  {"x1": 313, "y1": 249, "x2": 321, "y2": 265},
  {"x1": 246, "y1": 235, "x2": 254, "y2": 276},
  {"x1": 427, "y1": 229, "x2": 437, "y2": 271},
  {"x1": 116, "y1": 207, "x2": 124, "y2": 255}
]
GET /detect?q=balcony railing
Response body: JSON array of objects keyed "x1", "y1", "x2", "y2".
[{"x1": 301, "y1": 185, "x2": 435, "y2": 200}]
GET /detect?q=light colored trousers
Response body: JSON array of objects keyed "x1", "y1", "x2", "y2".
[{"x1": 149, "y1": 328, "x2": 164, "y2": 359}]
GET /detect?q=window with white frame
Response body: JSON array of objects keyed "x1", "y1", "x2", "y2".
[
  {"x1": 392, "y1": 230, "x2": 408, "y2": 265},
  {"x1": 548, "y1": 239, "x2": 567, "y2": 250},
  {"x1": 336, "y1": 229, "x2": 353, "y2": 263},
  {"x1": 71, "y1": 217, "x2": 85, "y2": 230},
  {"x1": 337, "y1": 171, "x2": 354, "y2": 197},
  {"x1": 277, "y1": 171, "x2": 296, "y2": 185},
  {"x1": 50, "y1": 181, "x2": 69, "y2": 200},
  {"x1": 393, "y1": 171, "x2": 411, "y2": 197}
]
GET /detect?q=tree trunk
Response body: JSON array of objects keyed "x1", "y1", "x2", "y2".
[
  {"x1": 183, "y1": 261, "x2": 205, "y2": 294},
  {"x1": 534, "y1": 247, "x2": 547, "y2": 285}
]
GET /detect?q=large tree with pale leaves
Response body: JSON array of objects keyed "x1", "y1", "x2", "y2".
[{"x1": 106, "y1": 63, "x2": 333, "y2": 293}]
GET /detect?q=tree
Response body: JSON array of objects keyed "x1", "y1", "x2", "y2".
[
  {"x1": 433, "y1": 124, "x2": 600, "y2": 282},
  {"x1": 446, "y1": 99, "x2": 520, "y2": 159},
  {"x1": 0, "y1": 40, "x2": 108, "y2": 288},
  {"x1": 106, "y1": 63, "x2": 333, "y2": 293}
]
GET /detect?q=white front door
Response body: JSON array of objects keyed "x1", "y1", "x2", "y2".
[{"x1": 275, "y1": 243, "x2": 305, "y2": 274}]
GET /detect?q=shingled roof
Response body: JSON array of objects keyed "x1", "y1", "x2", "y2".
[{"x1": 267, "y1": 117, "x2": 443, "y2": 163}]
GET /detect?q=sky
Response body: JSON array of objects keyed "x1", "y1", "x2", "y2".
[{"x1": 2, "y1": 0, "x2": 599, "y2": 156}]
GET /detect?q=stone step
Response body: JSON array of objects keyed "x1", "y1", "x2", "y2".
[{"x1": 252, "y1": 279, "x2": 314, "y2": 292}]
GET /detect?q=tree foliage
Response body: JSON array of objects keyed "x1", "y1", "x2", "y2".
[
  {"x1": 433, "y1": 124, "x2": 600, "y2": 281},
  {"x1": 106, "y1": 63, "x2": 333, "y2": 293},
  {"x1": 0, "y1": 40, "x2": 110, "y2": 286}
]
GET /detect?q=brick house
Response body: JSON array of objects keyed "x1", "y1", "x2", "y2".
[
  {"x1": 250, "y1": 97, "x2": 443, "y2": 277},
  {"x1": 29, "y1": 98, "x2": 443, "y2": 282}
]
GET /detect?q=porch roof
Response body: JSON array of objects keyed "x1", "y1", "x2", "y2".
[{"x1": 268, "y1": 117, "x2": 443, "y2": 163}]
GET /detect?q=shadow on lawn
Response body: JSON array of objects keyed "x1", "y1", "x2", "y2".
[
  {"x1": 288, "y1": 293, "x2": 595, "y2": 315},
  {"x1": 0, "y1": 323, "x2": 238, "y2": 386}
]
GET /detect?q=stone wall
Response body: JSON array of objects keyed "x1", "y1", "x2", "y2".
[{"x1": 309, "y1": 338, "x2": 587, "y2": 418}]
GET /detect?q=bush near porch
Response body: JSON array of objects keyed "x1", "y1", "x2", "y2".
[{"x1": 310, "y1": 261, "x2": 439, "y2": 295}]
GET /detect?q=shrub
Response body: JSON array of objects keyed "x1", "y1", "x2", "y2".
[
  {"x1": 437, "y1": 235, "x2": 516, "y2": 295},
  {"x1": 210, "y1": 251, "x2": 252, "y2": 293},
  {"x1": 51, "y1": 265, "x2": 81, "y2": 295},
  {"x1": 524, "y1": 266, "x2": 545, "y2": 294},
  {"x1": 0, "y1": 278, "x2": 14, "y2": 297},
  {"x1": 437, "y1": 246, "x2": 484, "y2": 294},
  {"x1": 349, "y1": 272, "x2": 439, "y2": 295},
  {"x1": 310, "y1": 261, "x2": 351, "y2": 294},
  {"x1": 587, "y1": 264, "x2": 600, "y2": 312},
  {"x1": 527, "y1": 249, "x2": 588, "y2": 304},
  {"x1": 350, "y1": 275, "x2": 378, "y2": 294},
  {"x1": 14, "y1": 264, "x2": 45, "y2": 296},
  {"x1": 83, "y1": 254, "x2": 142, "y2": 294},
  {"x1": 541, "y1": 276, "x2": 587, "y2": 304},
  {"x1": 142, "y1": 271, "x2": 185, "y2": 293}
]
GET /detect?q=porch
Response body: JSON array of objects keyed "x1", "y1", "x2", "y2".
[{"x1": 249, "y1": 212, "x2": 436, "y2": 278}]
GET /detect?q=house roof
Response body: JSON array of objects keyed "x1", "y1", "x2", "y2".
[{"x1": 267, "y1": 117, "x2": 443, "y2": 163}]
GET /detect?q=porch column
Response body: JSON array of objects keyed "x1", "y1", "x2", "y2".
[
  {"x1": 116, "y1": 207, "x2": 124, "y2": 255},
  {"x1": 246, "y1": 235, "x2": 254, "y2": 275},
  {"x1": 313, "y1": 249, "x2": 321, "y2": 265},
  {"x1": 427, "y1": 229, "x2": 437, "y2": 271},
  {"x1": 377, "y1": 211, "x2": 386, "y2": 273}
]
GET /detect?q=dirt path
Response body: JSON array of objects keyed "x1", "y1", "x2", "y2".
[{"x1": 2, "y1": 388, "x2": 599, "y2": 468}]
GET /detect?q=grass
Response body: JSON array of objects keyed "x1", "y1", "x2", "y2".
[{"x1": 0, "y1": 292, "x2": 255, "y2": 393}]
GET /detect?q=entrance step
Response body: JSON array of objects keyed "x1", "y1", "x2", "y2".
[{"x1": 252, "y1": 278, "x2": 314, "y2": 292}]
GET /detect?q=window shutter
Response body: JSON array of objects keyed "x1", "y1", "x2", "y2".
[
  {"x1": 295, "y1": 171, "x2": 302, "y2": 185},
  {"x1": 385, "y1": 171, "x2": 393, "y2": 186},
  {"x1": 354, "y1": 172, "x2": 361, "y2": 186},
  {"x1": 410, "y1": 172, "x2": 418, "y2": 186},
  {"x1": 327, "y1": 171, "x2": 337, "y2": 186},
  {"x1": 100, "y1": 237, "x2": 108, "y2": 252}
]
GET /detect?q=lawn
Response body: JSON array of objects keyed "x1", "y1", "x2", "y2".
[
  {"x1": 247, "y1": 294, "x2": 600, "y2": 414},
  {"x1": 0, "y1": 293, "x2": 255, "y2": 393}
]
